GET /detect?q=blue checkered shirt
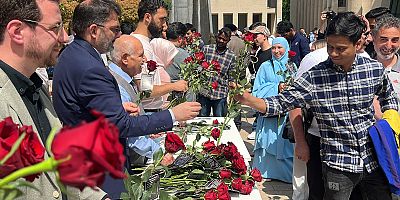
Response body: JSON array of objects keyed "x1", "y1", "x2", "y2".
[
  {"x1": 200, "y1": 44, "x2": 236, "y2": 100},
  {"x1": 264, "y1": 55, "x2": 399, "y2": 173}
]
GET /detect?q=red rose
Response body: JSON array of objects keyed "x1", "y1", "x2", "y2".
[
  {"x1": 288, "y1": 50, "x2": 297, "y2": 58},
  {"x1": 211, "y1": 127, "x2": 221, "y2": 140},
  {"x1": 211, "y1": 60, "x2": 221, "y2": 73},
  {"x1": 223, "y1": 142, "x2": 238, "y2": 160},
  {"x1": 211, "y1": 81, "x2": 218, "y2": 90},
  {"x1": 203, "y1": 139, "x2": 216, "y2": 152},
  {"x1": 212, "y1": 119, "x2": 219, "y2": 125},
  {"x1": 239, "y1": 183, "x2": 253, "y2": 195},
  {"x1": 165, "y1": 132, "x2": 186, "y2": 153},
  {"x1": 184, "y1": 56, "x2": 193, "y2": 64},
  {"x1": 209, "y1": 146, "x2": 222, "y2": 155},
  {"x1": 147, "y1": 60, "x2": 158, "y2": 72},
  {"x1": 250, "y1": 168, "x2": 262, "y2": 182},
  {"x1": 217, "y1": 182, "x2": 229, "y2": 195},
  {"x1": 232, "y1": 155, "x2": 247, "y2": 175},
  {"x1": 243, "y1": 32, "x2": 256, "y2": 43},
  {"x1": 218, "y1": 191, "x2": 231, "y2": 200},
  {"x1": 51, "y1": 111, "x2": 126, "y2": 190},
  {"x1": 0, "y1": 117, "x2": 45, "y2": 182},
  {"x1": 219, "y1": 168, "x2": 232, "y2": 179},
  {"x1": 231, "y1": 177, "x2": 243, "y2": 191},
  {"x1": 204, "y1": 189, "x2": 218, "y2": 200},
  {"x1": 194, "y1": 52, "x2": 205, "y2": 62},
  {"x1": 201, "y1": 61, "x2": 210, "y2": 69}
]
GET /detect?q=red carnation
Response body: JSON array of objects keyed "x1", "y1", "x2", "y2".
[
  {"x1": 194, "y1": 52, "x2": 205, "y2": 62},
  {"x1": 219, "y1": 168, "x2": 232, "y2": 179},
  {"x1": 211, "y1": 81, "x2": 218, "y2": 90},
  {"x1": 147, "y1": 60, "x2": 158, "y2": 72},
  {"x1": 211, "y1": 127, "x2": 221, "y2": 140},
  {"x1": 231, "y1": 177, "x2": 243, "y2": 191},
  {"x1": 201, "y1": 61, "x2": 210, "y2": 70},
  {"x1": 288, "y1": 50, "x2": 297, "y2": 58},
  {"x1": 251, "y1": 168, "x2": 262, "y2": 182},
  {"x1": 165, "y1": 132, "x2": 186, "y2": 153},
  {"x1": 203, "y1": 139, "x2": 216, "y2": 152}
]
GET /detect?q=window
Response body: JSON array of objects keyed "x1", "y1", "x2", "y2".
[
  {"x1": 338, "y1": 0, "x2": 346, "y2": 7},
  {"x1": 223, "y1": 13, "x2": 233, "y2": 26},
  {"x1": 212, "y1": 14, "x2": 218, "y2": 34},
  {"x1": 253, "y1": 13, "x2": 262, "y2": 24},
  {"x1": 238, "y1": 13, "x2": 248, "y2": 30}
]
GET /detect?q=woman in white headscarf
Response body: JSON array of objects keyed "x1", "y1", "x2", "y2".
[{"x1": 150, "y1": 38, "x2": 179, "y2": 108}]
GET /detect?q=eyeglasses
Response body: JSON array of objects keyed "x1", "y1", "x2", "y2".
[
  {"x1": 22, "y1": 19, "x2": 64, "y2": 35},
  {"x1": 95, "y1": 24, "x2": 121, "y2": 35}
]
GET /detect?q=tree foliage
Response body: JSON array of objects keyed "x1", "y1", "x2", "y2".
[
  {"x1": 60, "y1": 0, "x2": 140, "y2": 31},
  {"x1": 282, "y1": 0, "x2": 290, "y2": 21}
]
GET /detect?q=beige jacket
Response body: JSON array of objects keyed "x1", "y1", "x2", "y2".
[{"x1": 0, "y1": 68, "x2": 107, "y2": 200}]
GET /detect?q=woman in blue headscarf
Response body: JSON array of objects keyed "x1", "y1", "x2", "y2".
[{"x1": 252, "y1": 37, "x2": 294, "y2": 183}]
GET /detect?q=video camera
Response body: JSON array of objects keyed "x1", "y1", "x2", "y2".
[{"x1": 322, "y1": 10, "x2": 337, "y2": 19}]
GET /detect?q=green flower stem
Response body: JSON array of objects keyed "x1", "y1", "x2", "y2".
[
  {"x1": 0, "y1": 157, "x2": 60, "y2": 187},
  {"x1": 217, "y1": 96, "x2": 235, "y2": 146}
]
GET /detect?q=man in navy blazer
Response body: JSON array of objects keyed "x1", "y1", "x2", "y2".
[{"x1": 52, "y1": 0, "x2": 201, "y2": 140}]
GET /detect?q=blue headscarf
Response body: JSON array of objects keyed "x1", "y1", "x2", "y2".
[{"x1": 271, "y1": 37, "x2": 290, "y2": 69}]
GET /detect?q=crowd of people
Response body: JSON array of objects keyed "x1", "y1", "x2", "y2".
[{"x1": 0, "y1": 0, "x2": 399, "y2": 199}]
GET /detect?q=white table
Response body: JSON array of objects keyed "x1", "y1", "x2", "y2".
[{"x1": 182, "y1": 117, "x2": 262, "y2": 200}]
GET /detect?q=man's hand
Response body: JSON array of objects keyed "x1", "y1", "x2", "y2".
[
  {"x1": 295, "y1": 141, "x2": 310, "y2": 162},
  {"x1": 122, "y1": 102, "x2": 140, "y2": 116},
  {"x1": 171, "y1": 80, "x2": 188, "y2": 92},
  {"x1": 171, "y1": 102, "x2": 201, "y2": 121}
]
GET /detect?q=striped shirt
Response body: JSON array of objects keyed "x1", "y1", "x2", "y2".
[
  {"x1": 200, "y1": 44, "x2": 236, "y2": 100},
  {"x1": 264, "y1": 55, "x2": 399, "y2": 173}
]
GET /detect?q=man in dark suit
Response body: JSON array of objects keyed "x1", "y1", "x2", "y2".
[
  {"x1": 0, "y1": 0, "x2": 107, "y2": 199},
  {"x1": 53, "y1": 0, "x2": 200, "y2": 138}
]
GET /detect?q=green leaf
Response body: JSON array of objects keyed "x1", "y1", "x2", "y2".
[
  {"x1": 153, "y1": 148, "x2": 164, "y2": 164},
  {"x1": 191, "y1": 169, "x2": 204, "y2": 175},
  {"x1": 0, "y1": 132, "x2": 25, "y2": 165},
  {"x1": 159, "y1": 190, "x2": 173, "y2": 200},
  {"x1": 142, "y1": 170, "x2": 151, "y2": 182},
  {"x1": 0, "y1": 187, "x2": 23, "y2": 200},
  {"x1": 195, "y1": 133, "x2": 201, "y2": 142},
  {"x1": 120, "y1": 192, "x2": 130, "y2": 200}
]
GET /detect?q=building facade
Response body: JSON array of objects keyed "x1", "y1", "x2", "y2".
[
  {"x1": 210, "y1": 0, "x2": 283, "y2": 34},
  {"x1": 290, "y1": 0, "x2": 392, "y2": 34}
]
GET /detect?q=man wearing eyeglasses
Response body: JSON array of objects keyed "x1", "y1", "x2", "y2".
[{"x1": 0, "y1": 0, "x2": 108, "y2": 199}]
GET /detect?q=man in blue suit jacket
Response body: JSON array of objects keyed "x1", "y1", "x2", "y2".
[{"x1": 52, "y1": 0, "x2": 201, "y2": 140}]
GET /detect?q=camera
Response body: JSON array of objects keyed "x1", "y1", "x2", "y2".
[{"x1": 322, "y1": 10, "x2": 337, "y2": 19}]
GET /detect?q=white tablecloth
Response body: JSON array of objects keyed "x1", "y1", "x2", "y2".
[{"x1": 183, "y1": 117, "x2": 262, "y2": 200}]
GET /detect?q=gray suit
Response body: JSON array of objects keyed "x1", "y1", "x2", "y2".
[{"x1": 0, "y1": 68, "x2": 106, "y2": 199}]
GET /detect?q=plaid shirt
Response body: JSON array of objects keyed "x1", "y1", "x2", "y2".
[
  {"x1": 264, "y1": 55, "x2": 399, "y2": 173},
  {"x1": 200, "y1": 44, "x2": 236, "y2": 100}
]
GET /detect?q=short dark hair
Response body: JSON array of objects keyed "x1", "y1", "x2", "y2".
[
  {"x1": 166, "y1": 22, "x2": 187, "y2": 40},
  {"x1": 0, "y1": 0, "x2": 59, "y2": 43},
  {"x1": 218, "y1": 27, "x2": 231, "y2": 39},
  {"x1": 276, "y1": 21, "x2": 294, "y2": 35},
  {"x1": 249, "y1": 22, "x2": 266, "y2": 30},
  {"x1": 72, "y1": 0, "x2": 121, "y2": 38},
  {"x1": 365, "y1": 7, "x2": 391, "y2": 19},
  {"x1": 185, "y1": 23, "x2": 196, "y2": 32},
  {"x1": 325, "y1": 12, "x2": 365, "y2": 44},
  {"x1": 224, "y1": 24, "x2": 237, "y2": 32},
  {"x1": 120, "y1": 22, "x2": 136, "y2": 35},
  {"x1": 137, "y1": 0, "x2": 168, "y2": 21},
  {"x1": 372, "y1": 15, "x2": 400, "y2": 37}
]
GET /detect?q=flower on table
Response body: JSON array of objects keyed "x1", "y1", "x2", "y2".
[
  {"x1": 0, "y1": 117, "x2": 45, "y2": 182},
  {"x1": 203, "y1": 139, "x2": 216, "y2": 152},
  {"x1": 165, "y1": 132, "x2": 186, "y2": 153},
  {"x1": 240, "y1": 180, "x2": 255, "y2": 195},
  {"x1": 204, "y1": 189, "x2": 218, "y2": 200},
  {"x1": 231, "y1": 177, "x2": 243, "y2": 191},
  {"x1": 211, "y1": 127, "x2": 221, "y2": 140},
  {"x1": 250, "y1": 168, "x2": 262, "y2": 182},
  {"x1": 212, "y1": 119, "x2": 219, "y2": 125},
  {"x1": 51, "y1": 111, "x2": 126, "y2": 190},
  {"x1": 219, "y1": 168, "x2": 232, "y2": 180}
]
